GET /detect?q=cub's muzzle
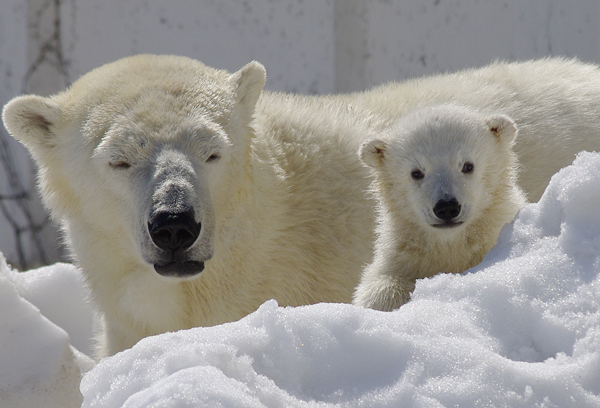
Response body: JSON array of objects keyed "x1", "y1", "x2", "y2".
[{"x1": 432, "y1": 198, "x2": 463, "y2": 228}]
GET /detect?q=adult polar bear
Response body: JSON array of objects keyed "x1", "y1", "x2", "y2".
[
  {"x1": 3, "y1": 55, "x2": 376, "y2": 358},
  {"x1": 3, "y1": 55, "x2": 600, "y2": 358}
]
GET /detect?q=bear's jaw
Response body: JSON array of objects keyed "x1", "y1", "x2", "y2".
[
  {"x1": 153, "y1": 260, "x2": 205, "y2": 279},
  {"x1": 431, "y1": 220, "x2": 464, "y2": 229}
]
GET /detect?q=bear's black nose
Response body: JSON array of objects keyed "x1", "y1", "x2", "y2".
[
  {"x1": 148, "y1": 209, "x2": 201, "y2": 252},
  {"x1": 433, "y1": 198, "x2": 461, "y2": 221}
]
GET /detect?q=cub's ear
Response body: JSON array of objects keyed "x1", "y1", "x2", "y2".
[
  {"x1": 231, "y1": 61, "x2": 266, "y2": 119},
  {"x1": 2, "y1": 95, "x2": 62, "y2": 149},
  {"x1": 486, "y1": 114, "x2": 517, "y2": 144},
  {"x1": 359, "y1": 138, "x2": 387, "y2": 168}
]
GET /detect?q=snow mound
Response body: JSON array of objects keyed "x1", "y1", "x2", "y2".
[{"x1": 0, "y1": 256, "x2": 94, "y2": 408}]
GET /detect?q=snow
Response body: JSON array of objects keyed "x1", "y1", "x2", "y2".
[
  {"x1": 7, "y1": 263, "x2": 97, "y2": 357},
  {"x1": 3, "y1": 152, "x2": 600, "y2": 407},
  {"x1": 0, "y1": 258, "x2": 95, "y2": 408}
]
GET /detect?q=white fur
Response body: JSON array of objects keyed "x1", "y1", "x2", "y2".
[
  {"x1": 2, "y1": 55, "x2": 376, "y2": 358},
  {"x1": 354, "y1": 105, "x2": 527, "y2": 311},
  {"x1": 4, "y1": 55, "x2": 600, "y2": 356},
  {"x1": 337, "y1": 57, "x2": 600, "y2": 202}
]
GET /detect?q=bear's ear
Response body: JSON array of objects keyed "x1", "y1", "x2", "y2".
[
  {"x1": 486, "y1": 114, "x2": 517, "y2": 145},
  {"x1": 2, "y1": 95, "x2": 62, "y2": 150},
  {"x1": 359, "y1": 138, "x2": 387, "y2": 168},
  {"x1": 231, "y1": 61, "x2": 266, "y2": 119}
]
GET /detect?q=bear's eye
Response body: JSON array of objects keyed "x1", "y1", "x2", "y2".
[
  {"x1": 109, "y1": 160, "x2": 132, "y2": 169},
  {"x1": 411, "y1": 169, "x2": 424, "y2": 180},
  {"x1": 206, "y1": 152, "x2": 221, "y2": 163},
  {"x1": 462, "y1": 162, "x2": 474, "y2": 174}
]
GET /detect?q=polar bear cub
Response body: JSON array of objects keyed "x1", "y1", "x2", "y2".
[{"x1": 354, "y1": 104, "x2": 527, "y2": 311}]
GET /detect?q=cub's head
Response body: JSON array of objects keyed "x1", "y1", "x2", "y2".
[
  {"x1": 2, "y1": 55, "x2": 266, "y2": 280},
  {"x1": 359, "y1": 104, "x2": 520, "y2": 237}
]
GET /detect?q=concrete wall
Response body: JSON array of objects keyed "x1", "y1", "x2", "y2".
[
  {"x1": 335, "y1": 0, "x2": 600, "y2": 91},
  {"x1": 0, "y1": 0, "x2": 599, "y2": 268},
  {"x1": 0, "y1": 0, "x2": 54, "y2": 269}
]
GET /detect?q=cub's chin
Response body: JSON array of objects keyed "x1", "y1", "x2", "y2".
[{"x1": 431, "y1": 221, "x2": 464, "y2": 229}]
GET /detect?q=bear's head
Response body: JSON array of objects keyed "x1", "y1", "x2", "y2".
[
  {"x1": 359, "y1": 104, "x2": 521, "y2": 240},
  {"x1": 2, "y1": 54, "x2": 266, "y2": 280}
]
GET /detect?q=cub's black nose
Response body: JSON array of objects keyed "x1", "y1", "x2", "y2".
[
  {"x1": 148, "y1": 209, "x2": 201, "y2": 252},
  {"x1": 433, "y1": 198, "x2": 461, "y2": 221}
]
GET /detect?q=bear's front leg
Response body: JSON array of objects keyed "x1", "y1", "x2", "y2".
[{"x1": 353, "y1": 270, "x2": 414, "y2": 311}]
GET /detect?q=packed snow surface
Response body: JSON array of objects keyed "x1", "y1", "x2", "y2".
[
  {"x1": 0, "y1": 260, "x2": 95, "y2": 408},
  {"x1": 3, "y1": 152, "x2": 600, "y2": 407}
]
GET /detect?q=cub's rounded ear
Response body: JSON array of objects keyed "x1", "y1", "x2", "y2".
[
  {"x1": 231, "y1": 61, "x2": 266, "y2": 114},
  {"x1": 359, "y1": 138, "x2": 387, "y2": 168},
  {"x1": 486, "y1": 114, "x2": 518, "y2": 144},
  {"x1": 2, "y1": 95, "x2": 61, "y2": 149}
]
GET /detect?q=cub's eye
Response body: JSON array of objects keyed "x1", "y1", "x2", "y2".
[
  {"x1": 411, "y1": 169, "x2": 424, "y2": 180},
  {"x1": 462, "y1": 162, "x2": 474, "y2": 174},
  {"x1": 109, "y1": 160, "x2": 132, "y2": 169},
  {"x1": 206, "y1": 153, "x2": 221, "y2": 163}
]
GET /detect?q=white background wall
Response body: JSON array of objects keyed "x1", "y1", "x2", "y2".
[{"x1": 1, "y1": 0, "x2": 599, "y2": 268}]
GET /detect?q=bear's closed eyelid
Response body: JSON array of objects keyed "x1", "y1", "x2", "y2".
[
  {"x1": 205, "y1": 151, "x2": 221, "y2": 162},
  {"x1": 109, "y1": 160, "x2": 132, "y2": 169}
]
